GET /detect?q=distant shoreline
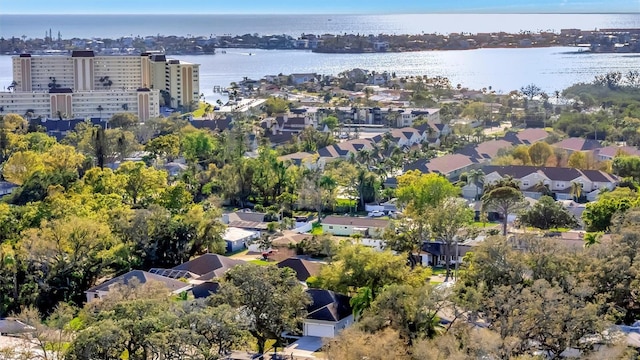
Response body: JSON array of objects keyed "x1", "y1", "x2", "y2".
[{"x1": 4, "y1": 27, "x2": 639, "y2": 56}]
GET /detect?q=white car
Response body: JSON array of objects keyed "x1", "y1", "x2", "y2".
[{"x1": 368, "y1": 210, "x2": 385, "y2": 217}]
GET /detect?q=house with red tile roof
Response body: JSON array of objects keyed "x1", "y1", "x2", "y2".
[
  {"x1": 552, "y1": 138, "x2": 602, "y2": 154},
  {"x1": 595, "y1": 146, "x2": 640, "y2": 161}
]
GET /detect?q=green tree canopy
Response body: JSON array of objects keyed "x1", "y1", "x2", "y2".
[
  {"x1": 316, "y1": 244, "x2": 430, "y2": 298},
  {"x1": 211, "y1": 264, "x2": 310, "y2": 354},
  {"x1": 582, "y1": 187, "x2": 638, "y2": 232},
  {"x1": 263, "y1": 96, "x2": 290, "y2": 116},
  {"x1": 482, "y1": 177, "x2": 526, "y2": 235},
  {"x1": 519, "y1": 195, "x2": 578, "y2": 230}
]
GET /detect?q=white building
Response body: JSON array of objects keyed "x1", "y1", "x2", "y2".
[
  {"x1": 3, "y1": 50, "x2": 199, "y2": 121},
  {"x1": 223, "y1": 227, "x2": 260, "y2": 253}
]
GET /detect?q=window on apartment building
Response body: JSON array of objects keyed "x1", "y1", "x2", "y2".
[{"x1": 522, "y1": 181, "x2": 529, "y2": 187}]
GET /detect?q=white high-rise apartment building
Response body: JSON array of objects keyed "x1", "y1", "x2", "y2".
[{"x1": 2, "y1": 50, "x2": 200, "y2": 121}]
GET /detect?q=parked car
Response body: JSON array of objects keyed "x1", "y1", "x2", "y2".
[{"x1": 368, "y1": 210, "x2": 385, "y2": 217}]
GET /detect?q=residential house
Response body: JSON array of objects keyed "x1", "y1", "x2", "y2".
[
  {"x1": 223, "y1": 227, "x2": 260, "y2": 253},
  {"x1": 395, "y1": 108, "x2": 441, "y2": 127},
  {"x1": 503, "y1": 128, "x2": 549, "y2": 145},
  {"x1": 421, "y1": 122, "x2": 451, "y2": 140},
  {"x1": 476, "y1": 165, "x2": 618, "y2": 201},
  {"x1": 419, "y1": 241, "x2": 473, "y2": 267},
  {"x1": 223, "y1": 211, "x2": 271, "y2": 232},
  {"x1": 552, "y1": 137, "x2": 602, "y2": 154},
  {"x1": 189, "y1": 118, "x2": 233, "y2": 132},
  {"x1": 162, "y1": 253, "x2": 246, "y2": 282},
  {"x1": 163, "y1": 162, "x2": 188, "y2": 177},
  {"x1": 264, "y1": 131, "x2": 296, "y2": 148},
  {"x1": 85, "y1": 270, "x2": 191, "y2": 303},
  {"x1": 271, "y1": 231, "x2": 313, "y2": 248},
  {"x1": 404, "y1": 154, "x2": 476, "y2": 180},
  {"x1": 150, "y1": 254, "x2": 245, "y2": 299},
  {"x1": 459, "y1": 139, "x2": 514, "y2": 164},
  {"x1": 278, "y1": 151, "x2": 321, "y2": 169},
  {"x1": 371, "y1": 127, "x2": 426, "y2": 148},
  {"x1": 289, "y1": 73, "x2": 317, "y2": 85},
  {"x1": 317, "y1": 139, "x2": 375, "y2": 163},
  {"x1": 190, "y1": 281, "x2": 221, "y2": 299},
  {"x1": 0, "y1": 318, "x2": 35, "y2": 335},
  {"x1": 303, "y1": 289, "x2": 353, "y2": 338},
  {"x1": 557, "y1": 200, "x2": 587, "y2": 222},
  {"x1": 32, "y1": 117, "x2": 106, "y2": 141},
  {"x1": 321, "y1": 216, "x2": 389, "y2": 238},
  {"x1": 595, "y1": 146, "x2": 640, "y2": 161},
  {"x1": 276, "y1": 257, "x2": 323, "y2": 282}
]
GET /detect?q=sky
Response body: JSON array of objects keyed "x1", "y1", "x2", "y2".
[{"x1": 1, "y1": 0, "x2": 638, "y2": 14}]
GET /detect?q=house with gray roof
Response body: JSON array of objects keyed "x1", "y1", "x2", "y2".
[
  {"x1": 462, "y1": 165, "x2": 618, "y2": 201},
  {"x1": 404, "y1": 153, "x2": 476, "y2": 180},
  {"x1": 459, "y1": 139, "x2": 514, "y2": 163},
  {"x1": 277, "y1": 257, "x2": 323, "y2": 282},
  {"x1": 419, "y1": 241, "x2": 473, "y2": 267},
  {"x1": 224, "y1": 211, "x2": 271, "y2": 232},
  {"x1": 303, "y1": 289, "x2": 353, "y2": 338},
  {"x1": 167, "y1": 253, "x2": 246, "y2": 281},
  {"x1": 321, "y1": 216, "x2": 389, "y2": 238},
  {"x1": 85, "y1": 270, "x2": 191, "y2": 303},
  {"x1": 504, "y1": 128, "x2": 549, "y2": 145},
  {"x1": 317, "y1": 139, "x2": 375, "y2": 162},
  {"x1": 0, "y1": 318, "x2": 35, "y2": 335}
]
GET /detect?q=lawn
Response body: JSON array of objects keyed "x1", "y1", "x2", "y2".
[
  {"x1": 470, "y1": 221, "x2": 498, "y2": 228},
  {"x1": 191, "y1": 101, "x2": 208, "y2": 117},
  {"x1": 249, "y1": 259, "x2": 274, "y2": 266},
  {"x1": 524, "y1": 226, "x2": 571, "y2": 233},
  {"x1": 311, "y1": 222, "x2": 323, "y2": 235},
  {"x1": 226, "y1": 249, "x2": 249, "y2": 257}
]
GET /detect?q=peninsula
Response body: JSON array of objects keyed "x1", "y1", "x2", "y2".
[{"x1": 2, "y1": 28, "x2": 639, "y2": 56}]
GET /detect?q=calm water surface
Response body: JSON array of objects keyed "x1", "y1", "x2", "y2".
[
  {"x1": 1, "y1": 13, "x2": 639, "y2": 98},
  {"x1": 1, "y1": 47, "x2": 638, "y2": 97}
]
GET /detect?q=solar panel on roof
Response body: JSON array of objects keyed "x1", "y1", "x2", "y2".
[{"x1": 148, "y1": 268, "x2": 193, "y2": 279}]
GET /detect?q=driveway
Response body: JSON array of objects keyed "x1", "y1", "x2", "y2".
[{"x1": 282, "y1": 336, "x2": 324, "y2": 359}]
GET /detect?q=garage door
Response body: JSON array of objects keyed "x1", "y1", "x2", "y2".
[{"x1": 304, "y1": 323, "x2": 335, "y2": 338}]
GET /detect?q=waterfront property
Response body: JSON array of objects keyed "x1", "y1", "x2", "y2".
[{"x1": 1, "y1": 50, "x2": 200, "y2": 120}]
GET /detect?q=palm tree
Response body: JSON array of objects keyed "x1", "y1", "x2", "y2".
[
  {"x1": 584, "y1": 232, "x2": 602, "y2": 248},
  {"x1": 467, "y1": 169, "x2": 485, "y2": 200},
  {"x1": 570, "y1": 181, "x2": 583, "y2": 202},
  {"x1": 356, "y1": 149, "x2": 372, "y2": 167},
  {"x1": 534, "y1": 181, "x2": 553, "y2": 197},
  {"x1": 370, "y1": 143, "x2": 381, "y2": 161},
  {"x1": 349, "y1": 286, "x2": 373, "y2": 319},
  {"x1": 7, "y1": 80, "x2": 17, "y2": 92},
  {"x1": 96, "y1": 105, "x2": 104, "y2": 119}
]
